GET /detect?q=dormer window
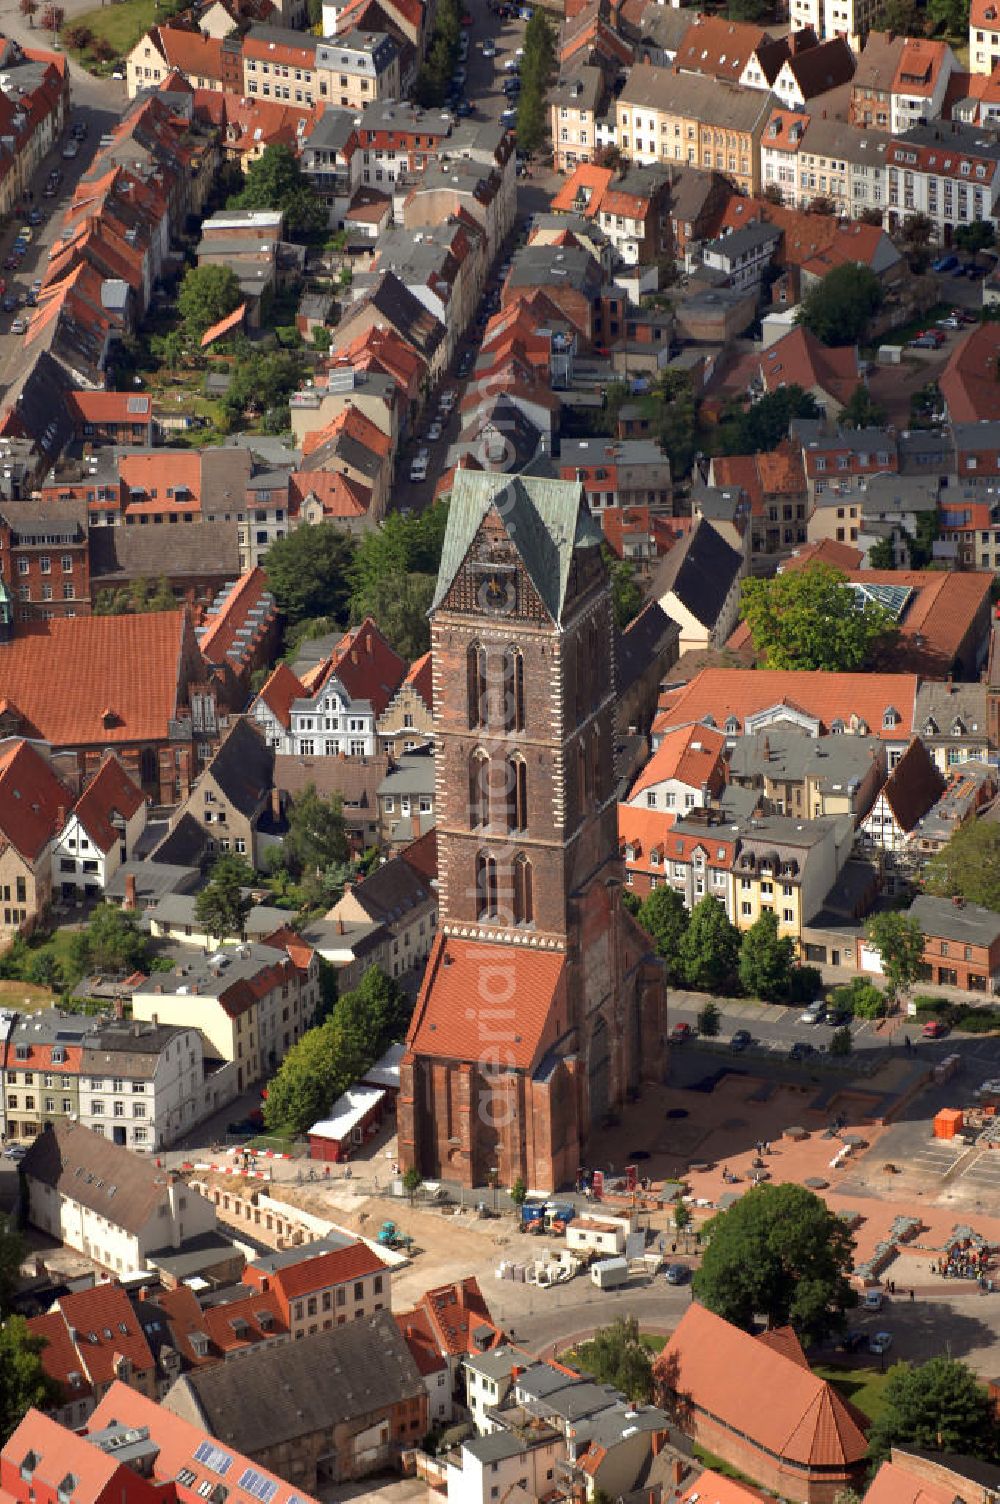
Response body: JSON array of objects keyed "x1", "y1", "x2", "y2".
[
  {"x1": 924, "y1": 717, "x2": 938, "y2": 735},
  {"x1": 831, "y1": 719, "x2": 845, "y2": 734},
  {"x1": 883, "y1": 706, "x2": 900, "y2": 729},
  {"x1": 725, "y1": 716, "x2": 739, "y2": 734},
  {"x1": 952, "y1": 719, "x2": 965, "y2": 736}
]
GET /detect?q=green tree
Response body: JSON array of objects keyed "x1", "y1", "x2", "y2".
[
  {"x1": 610, "y1": 558, "x2": 643, "y2": 631},
  {"x1": 515, "y1": 86, "x2": 546, "y2": 155},
  {"x1": 690, "y1": 1182, "x2": 856, "y2": 1341},
  {"x1": 283, "y1": 785, "x2": 348, "y2": 878},
  {"x1": 726, "y1": 386, "x2": 819, "y2": 455},
  {"x1": 738, "y1": 910, "x2": 796, "y2": 1002},
  {"x1": 956, "y1": 221, "x2": 996, "y2": 254},
  {"x1": 873, "y1": 0, "x2": 916, "y2": 30},
  {"x1": 797, "y1": 263, "x2": 883, "y2": 347},
  {"x1": 266, "y1": 523, "x2": 356, "y2": 626},
  {"x1": 927, "y1": 0, "x2": 969, "y2": 38},
  {"x1": 697, "y1": 1000, "x2": 721, "y2": 1036},
  {"x1": 515, "y1": 9, "x2": 555, "y2": 154},
  {"x1": 868, "y1": 1358, "x2": 998, "y2": 1465},
  {"x1": 0, "y1": 1215, "x2": 24, "y2": 1315},
  {"x1": 864, "y1": 912, "x2": 924, "y2": 1000},
  {"x1": 679, "y1": 896, "x2": 741, "y2": 993},
  {"x1": 177, "y1": 265, "x2": 241, "y2": 341},
  {"x1": 728, "y1": 0, "x2": 768, "y2": 17},
  {"x1": 740, "y1": 563, "x2": 896, "y2": 671},
  {"x1": 868, "y1": 536, "x2": 897, "y2": 570},
  {"x1": 0, "y1": 1315, "x2": 61, "y2": 1444},
  {"x1": 586, "y1": 1317, "x2": 654, "y2": 1403},
  {"x1": 403, "y1": 1166, "x2": 422, "y2": 1204},
  {"x1": 840, "y1": 383, "x2": 886, "y2": 430},
  {"x1": 510, "y1": 1175, "x2": 528, "y2": 1207},
  {"x1": 195, "y1": 854, "x2": 253, "y2": 942},
  {"x1": 236, "y1": 144, "x2": 326, "y2": 236},
  {"x1": 640, "y1": 370, "x2": 698, "y2": 477},
  {"x1": 673, "y1": 1201, "x2": 691, "y2": 1239},
  {"x1": 350, "y1": 572, "x2": 436, "y2": 659},
  {"x1": 925, "y1": 820, "x2": 1000, "y2": 910},
  {"x1": 70, "y1": 903, "x2": 149, "y2": 977},
  {"x1": 829, "y1": 1025, "x2": 852, "y2": 1056},
  {"x1": 637, "y1": 885, "x2": 690, "y2": 985}
]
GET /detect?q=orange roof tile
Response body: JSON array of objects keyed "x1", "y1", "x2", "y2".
[
  {"x1": 243, "y1": 1242, "x2": 387, "y2": 1303},
  {"x1": 71, "y1": 755, "x2": 144, "y2": 853},
  {"x1": 418, "y1": 1276, "x2": 502, "y2": 1356},
  {"x1": 290, "y1": 470, "x2": 372, "y2": 519},
  {"x1": 0, "y1": 740, "x2": 72, "y2": 861},
  {"x1": 255, "y1": 661, "x2": 304, "y2": 730},
  {"x1": 407, "y1": 934, "x2": 565, "y2": 1070},
  {"x1": 656, "y1": 666, "x2": 919, "y2": 740},
  {"x1": 863, "y1": 1460, "x2": 957, "y2": 1504},
  {"x1": 313, "y1": 616, "x2": 407, "y2": 718},
  {"x1": 198, "y1": 566, "x2": 274, "y2": 664},
  {"x1": 48, "y1": 1282, "x2": 156, "y2": 1389},
  {"x1": 0, "y1": 612, "x2": 190, "y2": 749},
  {"x1": 403, "y1": 651, "x2": 433, "y2": 711},
  {"x1": 673, "y1": 13, "x2": 769, "y2": 80},
  {"x1": 939, "y1": 321, "x2": 1000, "y2": 423},
  {"x1": 627, "y1": 723, "x2": 727, "y2": 801},
  {"x1": 758, "y1": 325, "x2": 859, "y2": 406},
  {"x1": 657, "y1": 1305, "x2": 868, "y2": 1468},
  {"x1": 396, "y1": 1305, "x2": 448, "y2": 1375},
  {"x1": 200, "y1": 301, "x2": 246, "y2": 348},
  {"x1": 550, "y1": 162, "x2": 614, "y2": 216},
  {"x1": 27, "y1": 1311, "x2": 93, "y2": 1403},
  {"x1": 681, "y1": 1468, "x2": 772, "y2": 1504},
  {"x1": 783, "y1": 540, "x2": 863, "y2": 572}
]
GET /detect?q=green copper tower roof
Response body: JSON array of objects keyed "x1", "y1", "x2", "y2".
[{"x1": 432, "y1": 470, "x2": 602, "y2": 625}]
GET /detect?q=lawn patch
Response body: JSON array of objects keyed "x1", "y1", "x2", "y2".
[{"x1": 812, "y1": 1362, "x2": 892, "y2": 1422}]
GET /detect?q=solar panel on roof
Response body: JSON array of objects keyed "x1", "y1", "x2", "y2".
[
  {"x1": 126, "y1": 397, "x2": 147, "y2": 413},
  {"x1": 194, "y1": 1443, "x2": 234, "y2": 1477},
  {"x1": 237, "y1": 1470, "x2": 277, "y2": 1503}
]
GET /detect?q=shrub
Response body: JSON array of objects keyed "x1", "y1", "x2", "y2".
[
  {"x1": 829, "y1": 976, "x2": 887, "y2": 1019},
  {"x1": 787, "y1": 966, "x2": 822, "y2": 1003},
  {"x1": 953, "y1": 1007, "x2": 1000, "y2": 1034}
]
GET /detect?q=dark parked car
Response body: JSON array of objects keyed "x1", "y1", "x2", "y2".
[
  {"x1": 826, "y1": 1007, "x2": 851, "y2": 1027},
  {"x1": 730, "y1": 1029, "x2": 752, "y2": 1053},
  {"x1": 789, "y1": 1040, "x2": 816, "y2": 1061}
]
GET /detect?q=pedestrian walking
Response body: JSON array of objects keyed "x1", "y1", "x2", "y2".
[{"x1": 910, "y1": 1288, "x2": 915, "y2": 1302}]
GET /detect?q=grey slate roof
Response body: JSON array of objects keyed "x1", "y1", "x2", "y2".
[
  {"x1": 433, "y1": 470, "x2": 603, "y2": 624},
  {"x1": 908, "y1": 894, "x2": 1000, "y2": 949},
  {"x1": 206, "y1": 719, "x2": 274, "y2": 818},
  {"x1": 651, "y1": 517, "x2": 743, "y2": 629},
  {"x1": 165, "y1": 1309, "x2": 425, "y2": 1450},
  {"x1": 20, "y1": 1120, "x2": 187, "y2": 1235}
]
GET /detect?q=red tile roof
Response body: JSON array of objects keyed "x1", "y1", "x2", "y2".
[
  {"x1": 655, "y1": 667, "x2": 919, "y2": 741},
  {"x1": 28, "y1": 1311, "x2": 93, "y2": 1404},
  {"x1": 395, "y1": 1306, "x2": 447, "y2": 1375},
  {"x1": 46, "y1": 1282, "x2": 156, "y2": 1390},
  {"x1": 656, "y1": 1304, "x2": 869, "y2": 1469},
  {"x1": 681, "y1": 1469, "x2": 771, "y2": 1504},
  {"x1": 0, "y1": 612, "x2": 189, "y2": 749},
  {"x1": 315, "y1": 616, "x2": 407, "y2": 718},
  {"x1": 863, "y1": 1460, "x2": 957, "y2": 1504},
  {"x1": 407, "y1": 935, "x2": 565, "y2": 1070},
  {"x1": 242, "y1": 1241, "x2": 387, "y2": 1304},
  {"x1": 418, "y1": 1276, "x2": 502, "y2": 1356},
  {"x1": 256, "y1": 661, "x2": 303, "y2": 730},
  {"x1": 627, "y1": 723, "x2": 727, "y2": 801},
  {"x1": 403, "y1": 651, "x2": 433, "y2": 711},
  {"x1": 66, "y1": 392, "x2": 152, "y2": 424},
  {"x1": 198, "y1": 566, "x2": 275, "y2": 665},
  {"x1": 550, "y1": 162, "x2": 615, "y2": 216},
  {"x1": 0, "y1": 740, "x2": 72, "y2": 861},
  {"x1": 758, "y1": 325, "x2": 860, "y2": 406},
  {"x1": 674, "y1": 13, "x2": 770, "y2": 80},
  {"x1": 893, "y1": 36, "x2": 951, "y2": 96},
  {"x1": 939, "y1": 321, "x2": 1000, "y2": 423},
  {"x1": 289, "y1": 470, "x2": 372, "y2": 520},
  {"x1": 200, "y1": 302, "x2": 247, "y2": 348},
  {"x1": 149, "y1": 22, "x2": 227, "y2": 82},
  {"x1": 72, "y1": 754, "x2": 145, "y2": 854},
  {"x1": 783, "y1": 540, "x2": 864, "y2": 572}
]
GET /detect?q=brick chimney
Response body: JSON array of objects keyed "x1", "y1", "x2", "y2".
[
  {"x1": 56, "y1": 804, "x2": 66, "y2": 830},
  {"x1": 124, "y1": 872, "x2": 137, "y2": 910},
  {"x1": 271, "y1": 786, "x2": 282, "y2": 821}
]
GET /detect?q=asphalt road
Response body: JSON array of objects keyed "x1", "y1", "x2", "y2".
[{"x1": 0, "y1": 93, "x2": 125, "y2": 399}]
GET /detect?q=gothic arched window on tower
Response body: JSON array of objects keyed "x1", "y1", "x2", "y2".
[
  {"x1": 578, "y1": 739, "x2": 589, "y2": 820},
  {"x1": 469, "y1": 749, "x2": 490, "y2": 829},
  {"x1": 588, "y1": 617, "x2": 601, "y2": 708},
  {"x1": 507, "y1": 755, "x2": 528, "y2": 832},
  {"x1": 476, "y1": 851, "x2": 498, "y2": 919},
  {"x1": 513, "y1": 853, "x2": 534, "y2": 926},
  {"x1": 467, "y1": 641, "x2": 486, "y2": 729},
  {"x1": 503, "y1": 646, "x2": 525, "y2": 732}
]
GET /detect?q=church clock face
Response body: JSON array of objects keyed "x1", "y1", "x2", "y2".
[{"x1": 472, "y1": 562, "x2": 517, "y2": 615}]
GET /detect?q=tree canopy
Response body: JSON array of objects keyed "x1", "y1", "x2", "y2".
[
  {"x1": 347, "y1": 504, "x2": 449, "y2": 656},
  {"x1": 516, "y1": 10, "x2": 556, "y2": 153},
  {"x1": 925, "y1": 820, "x2": 1000, "y2": 910},
  {"x1": 0, "y1": 1315, "x2": 61, "y2": 1445},
  {"x1": 864, "y1": 911, "x2": 925, "y2": 997},
  {"x1": 738, "y1": 910, "x2": 796, "y2": 1002},
  {"x1": 195, "y1": 854, "x2": 253, "y2": 942},
  {"x1": 69, "y1": 903, "x2": 150, "y2": 979},
  {"x1": 637, "y1": 886, "x2": 689, "y2": 986},
  {"x1": 868, "y1": 1357, "x2": 999, "y2": 1465},
  {"x1": 678, "y1": 896, "x2": 741, "y2": 993},
  {"x1": 265, "y1": 523, "x2": 356, "y2": 626},
  {"x1": 234, "y1": 144, "x2": 326, "y2": 236},
  {"x1": 264, "y1": 966, "x2": 412, "y2": 1135},
  {"x1": 583, "y1": 1318, "x2": 654, "y2": 1403},
  {"x1": 740, "y1": 563, "x2": 897, "y2": 671},
  {"x1": 177, "y1": 265, "x2": 242, "y2": 341},
  {"x1": 725, "y1": 386, "x2": 819, "y2": 455},
  {"x1": 692, "y1": 1182, "x2": 856, "y2": 1340},
  {"x1": 283, "y1": 785, "x2": 349, "y2": 878},
  {"x1": 797, "y1": 263, "x2": 883, "y2": 346}
]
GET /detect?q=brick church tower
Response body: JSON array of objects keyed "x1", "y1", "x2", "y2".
[{"x1": 398, "y1": 471, "x2": 666, "y2": 1191}]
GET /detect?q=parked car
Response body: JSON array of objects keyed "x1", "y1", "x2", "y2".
[
  {"x1": 24, "y1": 291, "x2": 36, "y2": 307},
  {"x1": 456, "y1": 98, "x2": 473, "y2": 116},
  {"x1": 839, "y1": 1330, "x2": 866, "y2": 1353},
  {"x1": 922, "y1": 1018, "x2": 948, "y2": 1039},
  {"x1": 730, "y1": 1029, "x2": 752, "y2": 1053},
  {"x1": 670, "y1": 1021, "x2": 694, "y2": 1043},
  {"x1": 27, "y1": 208, "x2": 43, "y2": 226},
  {"x1": 800, "y1": 999, "x2": 826, "y2": 1025},
  {"x1": 936, "y1": 316, "x2": 961, "y2": 329},
  {"x1": 427, "y1": 420, "x2": 443, "y2": 442},
  {"x1": 826, "y1": 1007, "x2": 851, "y2": 1027},
  {"x1": 15, "y1": 227, "x2": 32, "y2": 244},
  {"x1": 483, "y1": 38, "x2": 496, "y2": 55},
  {"x1": 664, "y1": 1264, "x2": 690, "y2": 1285},
  {"x1": 2, "y1": 1142, "x2": 26, "y2": 1160},
  {"x1": 71, "y1": 119, "x2": 88, "y2": 140},
  {"x1": 862, "y1": 1289, "x2": 884, "y2": 1310},
  {"x1": 439, "y1": 388, "x2": 456, "y2": 411},
  {"x1": 10, "y1": 317, "x2": 27, "y2": 334},
  {"x1": 789, "y1": 1040, "x2": 816, "y2": 1061},
  {"x1": 932, "y1": 253, "x2": 958, "y2": 272},
  {"x1": 2, "y1": 294, "x2": 16, "y2": 313},
  {"x1": 409, "y1": 456, "x2": 429, "y2": 482},
  {"x1": 909, "y1": 334, "x2": 939, "y2": 349},
  {"x1": 869, "y1": 1331, "x2": 893, "y2": 1355},
  {"x1": 500, "y1": 108, "x2": 517, "y2": 126},
  {"x1": 62, "y1": 138, "x2": 79, "y2": 159},
  {"x1": 504, "y1": 55, "x2": 520, "y2": 70},
  {"x1": 454, "y1": 66, "x2": 466, "y2": 86}
]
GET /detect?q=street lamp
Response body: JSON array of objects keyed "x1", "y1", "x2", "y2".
[{"x1": 489, "y1": 1165, "x2": 499, "y2": 1214}]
